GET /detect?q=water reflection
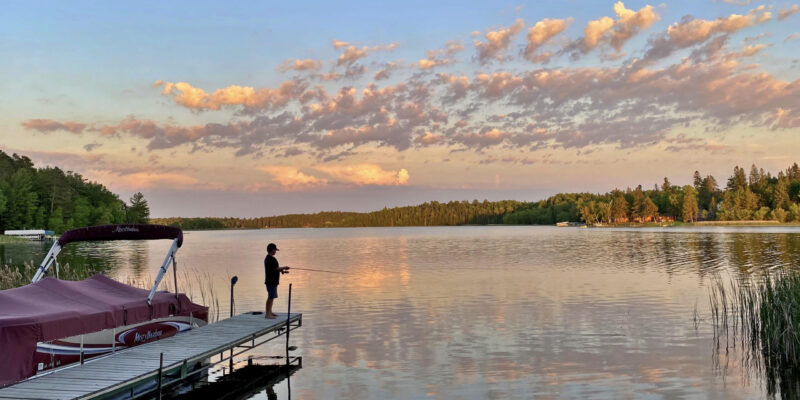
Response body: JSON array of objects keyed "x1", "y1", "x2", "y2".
[{"x1": 5, "y1": 226, "x2": 800, "y2": 399}]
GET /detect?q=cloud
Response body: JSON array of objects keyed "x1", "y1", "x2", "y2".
[
  {"x1": 567, "y1": 2, "x2": 659, "y2": 58},
  {"x1": 258, "y1": 165, "x2": 327, "y2": 189},
  {"x1": 452, "y1": 128, "x2": 512, "y2": 148},
  {"x1": 337, "y1": 43, "x2": 399, "y2": 66},
  {"x1": 415, "y1": 131, "x2": 445, "y2": 146},
  {"x1": 154, "y1": 79, "x2": 308, "y2": 111},
  {"x1": 417, "y1": 58, "x2": 452, "y2": 70},
  {"x1": 474, "y1": 18, "x2": 525, "y2": 63},
  {"x1": 89, "y1": 168, "x2": 211, "y2": 190},
  {"x1": 317, "y1": 164, "x2": 409, "y2": 185},
  {"x1": 373, "y1": 62, "x2": 400, "y2": 80},
  {"x1": 332, "y1": 39, "x2": 349, "y2": 49},
  {"x1": 778, "y1": 4, "x2": 800, "y2": 20},
  {"x1": 83, "y1": 142, "x2": 102, "y2": 152},
  {"x1": 277, "y1": 59, "x2": 323, "y2": 72},
  {"x1": 21, "y1": 119, "x2": 86, "y2": 133},
  {"x1": 584, "y1": 16, "x2": 616, "y2": 49},
  {"x1": 787, "y1": 32, "x2": 800, "y2": 42},
  {"x1": 416, "y1": 40, "x2": 463, "y2": 70},
  {"x1": 524, "y1": 18, "x2": 571, "y2": 61},
  {"x1": 644, "y1": 5, "x2": 771, "y2": 61},
  {"x1": 606, "y1": 2, "x2": 659, "y2": 50},
  {"x1": 662, "y1": 134, "x2": 734, "y2": 154}
]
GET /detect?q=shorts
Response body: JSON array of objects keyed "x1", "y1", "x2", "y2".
[{"x1": 266, "y1": 284, "x2": 278, "y2": 299}]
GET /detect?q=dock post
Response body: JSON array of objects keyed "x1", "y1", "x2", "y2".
[
  {"x1": 157, "y1": 352, "x2": 164, "y2": 400},
  {"x1": 79, "y1": 335, "x2": 84, "y2": 365},
  {"x1": 286, "y1": 283, "x2": 292, "y2": 366}
]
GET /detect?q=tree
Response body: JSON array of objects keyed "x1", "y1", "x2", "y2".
[
  {"x1": 0, "y1": 187, "x2": 6, "y2": 218},
  {"x1": 773, "y1": 175, "x2": 790, "y2": 210},
  {"x1": 693, "y1": 171, "x2": 702, "y2": 190},
  {"x1": 610, "y1": 191, "x2": 630, "y2": 223},
  {"x1": 48, "y1": 207, "x2": 64, "y2": 233},
  {"x1": 70, "y1": 196, "x2": 92, "y2": 228},
  {"x1": 728, "y1": 166, "x2": 747, "y2": 191},
  {"x1": 3, "y1": 169, "x2": 38, "y2": 229},
  {"x1": 681, "y1": 185, "x2": 699, "y2": 222},
  {"x1": 127, "y1": 192, "x2": 150, "y2": 223},
  {"x1": 641, "y1": 196, "x2": 659, "y2": 222}
]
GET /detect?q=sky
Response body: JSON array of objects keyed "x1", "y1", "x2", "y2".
[{"x1": 1, "y1": 0, "x2": 799, "y2": 217}]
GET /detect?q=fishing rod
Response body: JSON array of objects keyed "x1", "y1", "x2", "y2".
[{"x1": 283, "y1": 267, "x2": 345, "y2": 275}]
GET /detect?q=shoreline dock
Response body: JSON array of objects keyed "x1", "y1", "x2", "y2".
[{"x1": 0, "y1": 312, "x2": 302, "y2": 400}]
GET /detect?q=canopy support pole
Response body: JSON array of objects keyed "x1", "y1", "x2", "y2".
[
  {"x1": 147, "y1": 238, "x2": 180, "y2": 305},
  {"x1": 32, "y1": 242, "x2": 62, "y2": 283}
]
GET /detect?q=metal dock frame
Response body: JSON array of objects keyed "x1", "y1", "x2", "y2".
[{"x1": 0, "y1": 312, "x2": 302, "y2": 400}]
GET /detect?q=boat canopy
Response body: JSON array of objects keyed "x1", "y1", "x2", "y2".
[
  {"x1": 0, "y1": 275, "x2": 207, "y2": 385},
  {"x1": 57, "y1": 224, "x2": 183, "y2": 247},
  {"x1": 32, "y1": 225, "x2": 185, "y2": 305}
]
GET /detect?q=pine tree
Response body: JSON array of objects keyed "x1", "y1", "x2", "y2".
[
  {"x1": 127, "y1": 192, "x2": 150, "y2": 224},
  {"x1": 682, "y1": 185, "x2": 699, "y2": 222}
]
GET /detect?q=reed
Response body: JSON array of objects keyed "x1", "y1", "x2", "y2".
[
  {"x1": 709, "y1": 271, "x2": 800, "y2": 396},
  {"x1": 0, "y1": 235, "x2": 27, "y2": 244},
  {"x1": 120, "y1": 267, "x2": 222, "y2": 323},
  {"x1": 0, "y1": 260, "x2": 96, "y2": 290}
]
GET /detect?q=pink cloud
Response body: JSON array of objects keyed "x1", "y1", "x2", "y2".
[
  {"x1": 524, "y1": 18, "x2": 571, "y2": 61},
  {"x1": 474, "y1": 19, "x2": 525, "y2": 63},
  {"x1": 317, "y1": 164, "x2": 409, "y2": 186},
  {"x1": 277, "y1": 59, "x2": 323, "y2": 72},
  {"x1": 21, "y1": 119, "x2": 86, "y2": 133}
]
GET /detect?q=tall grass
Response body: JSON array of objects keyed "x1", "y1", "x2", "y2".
[
  {"x1": 120, "y1": 268, "x2": 222, "y2": 323},
  {"x1": 710, "y1": 271, "x2": 800, "y2": 397},
  {"x1": 0, "y1": 235, "x2": 27, "y2": 244},
  {"x1": 0, "y1": 261, "x2": 96, "y2": 290}
]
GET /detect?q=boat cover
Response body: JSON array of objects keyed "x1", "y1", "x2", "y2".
[
  {"x1": 57, "y1": 224, "x2": 183, "y2": 247},
  {"x1": 0, "y1": 275, "x2": 207, "y2": 385}
]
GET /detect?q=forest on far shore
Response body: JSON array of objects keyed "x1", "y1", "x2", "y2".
[
  {"x1": 154, "y1": 162, "x2": 800, "y2": 229},
  {"x1": 2, "y1": 149, "x2": 798, "y2": 232},
  {"x1": 0, "y1": 150, "x2": 150, "y2": 233}
]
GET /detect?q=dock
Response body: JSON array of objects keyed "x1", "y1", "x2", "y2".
[{"x1": 0, "y1": 312, "x2": 302, "y2": 400}]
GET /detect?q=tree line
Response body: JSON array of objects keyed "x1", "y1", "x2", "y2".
[
  {"x1": 156, "y1": 162, "x2": 800, "y2": 229},
  {"x1": 0, "y1": 150, "x2": 150, "y2": 233},
  {"x1": 153, "y1": 200, "x2": 528, "y2": 229},
  {"x1": 503, "y1": 163, "x2": 800, "y2": 225}
]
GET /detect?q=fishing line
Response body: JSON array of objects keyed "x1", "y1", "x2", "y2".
[{"x1": 286, "y1": 267, "x2": 344, "y2": 274}]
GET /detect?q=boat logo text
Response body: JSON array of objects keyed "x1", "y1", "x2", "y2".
[{"x1": 133, "y1": 330, "x2": 163, "y2": 343}]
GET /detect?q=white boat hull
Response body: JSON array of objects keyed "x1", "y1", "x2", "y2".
[{"x1": 34, "y1": 315, "x2": 207, "y2": 374}]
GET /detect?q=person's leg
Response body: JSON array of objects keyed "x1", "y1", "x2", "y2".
[
  {"x1": 266, "y1": 285, "x2": 278, "y2": 318},
  {"x1": 266, "y1": 297, "x2": 275, "y2": 319}
]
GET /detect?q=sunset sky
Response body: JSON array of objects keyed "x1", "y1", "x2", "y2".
[{"x1": 2, "y1": 0, "x2": 799, "y2": 217}]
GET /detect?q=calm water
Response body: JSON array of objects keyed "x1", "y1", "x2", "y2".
[{"x1": 5, "y1": 226, "x2": 800, "y2": 399}]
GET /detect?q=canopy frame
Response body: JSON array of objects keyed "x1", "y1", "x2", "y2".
[{"x1": 31, "y1": 224, "x2": 184, "y2": 305}]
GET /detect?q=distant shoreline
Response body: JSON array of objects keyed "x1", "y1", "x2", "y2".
[{"x1": 148, "y1": 221, "x2": 800, "y2": 231}]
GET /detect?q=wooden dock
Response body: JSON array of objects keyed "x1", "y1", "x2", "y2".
[{"x1": 0, "y1": 312, "x2": 301, "y2": 400}]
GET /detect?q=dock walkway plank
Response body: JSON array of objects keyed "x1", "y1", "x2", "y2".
[{"x1": 0, "y1": 312, "x2": 300, "y2": 400}]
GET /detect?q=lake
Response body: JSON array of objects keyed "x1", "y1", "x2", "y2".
[{"x1": 4, "y1": 226, "x2": 800, "y2": 399}]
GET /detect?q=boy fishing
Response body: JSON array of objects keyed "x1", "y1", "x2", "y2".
[{"x1": 264, "y1": 243, "x2": 290, "y2": 319}]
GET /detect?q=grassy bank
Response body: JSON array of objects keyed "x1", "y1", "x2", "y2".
[{"x1": 0, "y1": 235, "x2": 27, "y2": 244}]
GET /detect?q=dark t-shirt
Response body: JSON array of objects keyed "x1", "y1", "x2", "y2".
[{"x1": 265, "y1": 254, "x2": 280, "y2": 286}]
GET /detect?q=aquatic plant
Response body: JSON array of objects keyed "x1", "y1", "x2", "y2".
[
  {"x1": 0, "y1": 260, "x2": 97, "y2": 290},
  {"x1": 121, "y1": 267, "x2": 222, "y2": 323},
  {"x1": 0, "y1": 235, "x2": 27, "y2": 244},
  {"x1": 710, "y1": 271, "x2": 800, "y2": 397}
]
